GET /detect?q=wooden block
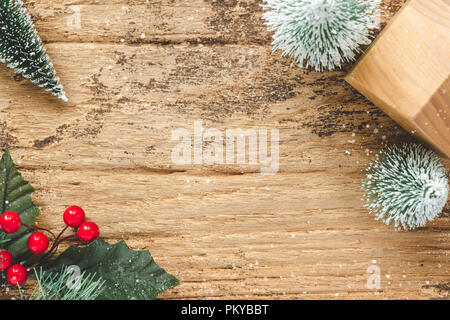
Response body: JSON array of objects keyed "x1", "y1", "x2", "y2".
[{"x1": 346, "y1": 0, "x2": 450, "y2": 158}]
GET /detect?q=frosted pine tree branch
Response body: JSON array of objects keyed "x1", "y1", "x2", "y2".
[
  {"x1": 362, "y1": 143, "x2": 449, "y2": 230},
  {"x1": 19, "y1": 266, "x2": 105, "y2": 300},
  {"x1": 0, "y1": 0, "x2": 67, "y2": 101},
  {"x1": 262, "y1": 0, "x2": 381, "y2": 71}
]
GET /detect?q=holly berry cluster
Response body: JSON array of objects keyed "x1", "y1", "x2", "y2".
[{"x1": 0, "y1": 206, "x2": 99, "y2": 286}]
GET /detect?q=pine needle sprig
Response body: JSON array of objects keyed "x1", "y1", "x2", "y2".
[
  {"x1": 262, "y1": 0, "x2": 381, "y2": 71},
  {"x1": 363, "y1": 143, "x2": 449, "y2": 230},
  {"x1": 19, "y1": 266, "x2": 105, "y2": 300},
  {"x1": 0, "y1": 0, "x2": 67, "y2": 101}
]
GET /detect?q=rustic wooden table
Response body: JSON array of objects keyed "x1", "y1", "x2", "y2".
[{"x1": 0, "y1": 0, "x2": 448, "y2": 299}]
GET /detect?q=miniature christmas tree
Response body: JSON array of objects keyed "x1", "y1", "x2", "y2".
[
  {"x1": 0, "y1": 0, "x2": 67, "y2": 101},
  {"x1": 363, "y1": 143, "x2": 449, "y2": 230},
  {"x1": 262, "y1": 0, "x2": 381, "y2": 71},
  {"x1": 346, "y1": 0, "x2": 450, "y2": 158}
]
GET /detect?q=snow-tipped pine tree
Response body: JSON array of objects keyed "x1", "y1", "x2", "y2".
[
  {"x1": 363, "y1": 143, "x2": 449, "y2": 230},
  {"x1": 0, "y1": 0, "x2": 67, "y2": 101},
  {"x1": 262, "y1": 0, "x2": 381, "y2": 71}
]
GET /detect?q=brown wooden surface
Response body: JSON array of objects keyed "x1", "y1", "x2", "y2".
[
  {"x1": 346, "y1": 0, "x2": 450, "y2": 158},
  {"x1": 0, "y1": 0, "x2": 449, "y2": 299}
]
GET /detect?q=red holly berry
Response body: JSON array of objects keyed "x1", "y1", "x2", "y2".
[
  {"x1": 6, "y1": 264, "x2": 27, "y2": 286},
  {"x1": 63, "y1": 206, "x2": 86, "y2": 228},
  {"x1": 27, "y1": 232, "x2": 49, "y2": 254},
  {"x1": 0, "y1": 249, "x2": 12, "y2": 270},
  {"x1": 0, "y1": 211, "x2": 21, "y2": 234},
  {"x1": 77, "y1": 221, "x2": 99, "y2": 242}
]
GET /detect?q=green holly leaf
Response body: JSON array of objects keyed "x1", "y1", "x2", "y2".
[
  {"x1": 0, "y1": 150, "x2": 40, "y2": 260},
  {"x1": 42, "y1": 238, "x2": 180, "y2": 300}
]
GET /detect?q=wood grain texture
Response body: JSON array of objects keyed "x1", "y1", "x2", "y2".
[
  {"x1": 346, "y1": 0, "x2": 450, "y2": 157},
  {"x1": 0, "y1": 0, "x2": 449, "y2": 299}
]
